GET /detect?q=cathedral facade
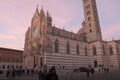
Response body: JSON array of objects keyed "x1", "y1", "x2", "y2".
[{"x1": 23, "y1": 0, "x2": 120, "y2": 70}]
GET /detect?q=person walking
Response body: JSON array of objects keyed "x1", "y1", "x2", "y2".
[
  {"x1": 6, "y1": 69, "x2": 10, "y2": 78},
  {"x1": 86, "y1": 68, "x2": 90, "y2": 80},
  {"x1": 38, "y1": 69, "x2": 44, "y2": 80},
  {"x1": 106, "y1": 68, "x2": 109, "y2": 74},
  {"x1": 90, "y1": 67, "x2": 95, "y2": 80},
  {"x1": 46, "y1": 66, "x2": 59, "y2": 80},
  {"x1": 104, "y1": 68, "x2": 107, "y2": 74},
  {"x1": 43, "y1": 65, "x2": 48, "y2": 78}
]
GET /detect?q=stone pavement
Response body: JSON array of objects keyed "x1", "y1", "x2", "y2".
[
  {"x1": 0, "y1": 70, "x2": 120, "y2": 80},
  {"x1": 59, "y1": 70, "x2": 120, "y2": 80}
]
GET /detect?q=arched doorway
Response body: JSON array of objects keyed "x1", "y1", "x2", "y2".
[
  {"x1": 40, "y1": 57, "x2": 43, "y2": 68},
  {"x1": 33, "y1": 56, "x2": 36, "y2": 68}
]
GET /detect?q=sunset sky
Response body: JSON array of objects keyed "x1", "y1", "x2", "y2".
[{"x1": 0, "y1": 0, "x2": 120, "y2": 50}]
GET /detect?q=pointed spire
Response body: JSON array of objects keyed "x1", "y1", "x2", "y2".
[
  {"x1": 46, "y1": 9, "x2": 49, "y2": 17},
  {"x1": 37, "y1": 4, "x2": 39, "y2": 9},
  {"x1": 42, "y1": 5, "x2": 43, "y2": 10},
  {"x1": 35, "y1": 4, "x2": 39, "y2": 15},
  {"x1": 40, "y1": 5, "x2": 44, "y2": 16},
  {"x1": 41, "y1": 5, "x2": 44, "y2": 12}
]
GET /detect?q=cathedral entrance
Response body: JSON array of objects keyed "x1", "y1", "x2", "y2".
[
  {"x1": 40, "y1": 57, "x2": 43, "y2": 68},
  {"x1": 33, "y1": 56, "x2": 36, "y2": 68},
  {"x1": 94, "y1": 60, "x2": 98, "y2": 68}
]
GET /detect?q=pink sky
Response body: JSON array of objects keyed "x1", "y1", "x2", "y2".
[{"x1": 0, "y1": 0, "x2": 120, "y2": 50}]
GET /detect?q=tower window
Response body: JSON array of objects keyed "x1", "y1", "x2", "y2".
[
  {"x1": 90, "y1": 29, "x2": 92, "y2": 32},
  {"x1": 87, "y1": 11, "x2": 91, "y2": 15},
  {"x1": 88, "y1": 17, "x2": 91, "y2": 21},
  {"x1": 85, "y1": 5, "x2": 90, "y2": 10}
]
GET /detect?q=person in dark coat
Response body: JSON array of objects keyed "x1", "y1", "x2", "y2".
[
  {"x1": 90, "y1": 67, "x2": 95, "y2": 80},
  {"x1": 104, "y1": 68, "x2": 107, "y2": 74},
  {"x1": 106, "y1": 68, "x2": 109, "y2": 74},
  {"x1": 38, "y1": 69, "x2": 44, "y2": 80},
  {"x1": 46, "y1": 66, "x2": 58, "y2": 80},
  {"x1": 6, "y1": 69, "x2": 10, "y2": 78},
  {"x1": 27, "y1": 69, "x2": 29, "y2": 75},
  {"x1": 86, "y1": 68, "x2": 90, "y2": 79}
]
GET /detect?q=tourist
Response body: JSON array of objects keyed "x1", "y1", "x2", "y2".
[
  {"x1": 12, "y1": 68, "x2": 15, "y2": 77},
  {"x1": 38, "y1": 69, "x2": 44, "y2": 80},
  {"x1": 86, "y1": 68, "x2": 90, "y2": 79},
  {"x1": 106, "y1": 68, "x2": 109, "y2": 73},
  {"x1": 6, "y1": 69, "x2": 10, "y2": 78},
  {"x1": 27, "y1": 69, "x2": 29, "y2": 75},
  {"x1": 90, "y1": 67, "x2": 95, "y2": 80},
  {"x1": 104, "y1": 68, "x2": 107, "y2": 74},
  {"x1": 42, "y1": 65, "x2": 48, "y2": 78},
  {"x1": 46, "y1": 66, "x2": 59, "y2": 80}
]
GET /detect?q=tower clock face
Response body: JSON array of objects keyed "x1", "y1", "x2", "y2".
[{"x1": 34, "y1": 27, "x2": 38, "y2": 36}]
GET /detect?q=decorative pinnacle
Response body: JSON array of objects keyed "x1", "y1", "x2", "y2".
[
  {"x1": 42, "y1": 4, "x2": 43, "y2": 10},
  {"x1": 37, "y1": 4, "x2": 39, "y2": 9}
]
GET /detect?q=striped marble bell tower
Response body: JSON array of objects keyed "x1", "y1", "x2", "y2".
[{"x1": 82, "y1": 0, "x2": 102, "y2": 42}]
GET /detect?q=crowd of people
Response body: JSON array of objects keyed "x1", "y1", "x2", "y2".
[
  {"x1": 1, "y1": 65, "x2": 111, "y2": 80},
  {"x1": 6, "y1": 68, "x2": 30, "y2": 78},
  {"x1": 86, "y1": 67, "x2": 95, "y2": 80},
  {"x1": 5, "y1": 66, "x2": 59, "y2": 80},
  {"x1": 38, "y1": 66, "x2": 58, "y2": 80},
  {"x1": 86, "y1": 66, "x2": 110, "y2": 80}
]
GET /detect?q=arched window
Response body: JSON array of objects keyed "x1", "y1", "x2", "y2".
[
  {"x1": 66, "y1": 41, "x2": 70, "y2": 54},
  {"x1": 93, "y1": 46, "x2": 97, "y2": 55},
  {"x1": 87, "y1": 11, "x2": 91, "y2": 15},
  {"x1": 76, "y1": 44, "x2": 79, "y2": 55},
  {"x1": 103, "y1": 45, "x2": 105, "y2": 55},
  {"x1": 109, "y1": 46, "x2": 113, "y2": 55},
  {"x1": 89, "y1": 23, "x2": 91, "y2": 27},
  {"x1": 85, "y1": 46, "x2": 88, "y2": 56},
  {"x1": 55, "y1": 39, "x2": 59, "y2": 53},
  {"x1": 88, "y1": 16, "x2": 91, "y2": 21},
  {"x1": 90, "y1": 29, "x2": 92, "y2": 32}
]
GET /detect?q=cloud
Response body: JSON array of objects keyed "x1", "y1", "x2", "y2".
[
  {"x1": 0, "y1": 34, "x2": 24, "y2": 50},
  {"x1": 0, "y1": 34, "x2": 16, "y2": 41},
  {"x1": 0, "y1": 0, "x2": 120, "y2": 49},
  {"x1": 0, "y1": 42, "x2": 23, "y2": 50},
  {"x1": 39, "y1": 0, "x2": 76, "y2": 28}
]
